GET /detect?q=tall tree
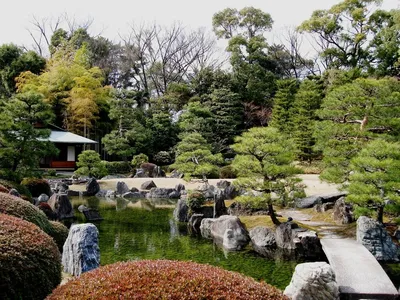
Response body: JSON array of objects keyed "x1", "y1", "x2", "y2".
[
  {"x1": 347, "y1": 139, "x2": 400, "y2": 222},
  {"x1": 231, "y1": 127, "x2": 300, "y2": 225},
  {"x1": 315, "y1": 77, "x2": 400, "y2": 183},
  {"x1": 0, "y1": 92, "x2": 57, "y2": 181},
  {"x1": 270, "y1": 79, "x2": 299, "y2": 134},
  {"x1": 171, "y1": 133, "x2": 223, "y2": 180},
  {"x1": 292, "y1": 78, "x2": 324, "y2": 163},
  {"x1": 0, "y1": 44, "x2": 45, "y2": 98}
]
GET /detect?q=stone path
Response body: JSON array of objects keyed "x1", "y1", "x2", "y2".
[{"x1": 321, "y1": 239, "x2": 399, "y2": 299}]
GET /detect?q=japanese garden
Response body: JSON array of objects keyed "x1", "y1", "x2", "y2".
[{"x1": 0, "y1": 0, "x2": 399, "y2": 299}]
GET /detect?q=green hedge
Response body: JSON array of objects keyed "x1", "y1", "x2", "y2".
[
  {"x1": 48, "y1": 260, "x2": 286, "y2": 299},
  {"x1": 105, "y1": 161, "x2": 131, "y2": 174},
  {"x1": 0, "y1": 213, "x2": 61, "y2": 300},
  {"x1": 20, "y1": 178, "x2": 51, "y2": 197},
  {"x1": 49, "y1": 220, "x2": 69, "y2": 252}
]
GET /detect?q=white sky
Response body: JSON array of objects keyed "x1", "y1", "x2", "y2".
[{"x1": 0, "y1": 0, "x2": 399, "y2": 51}]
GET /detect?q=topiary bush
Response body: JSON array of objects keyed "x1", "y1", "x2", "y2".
[
  {"x1": 153, "y1": 151, "x2": 172, "y2": 166},
  {"x1": 75, "y1": 150, "x2": 108, "y2": 178},
  {"x1": 0, "y1": 179, "x2": 32, "y2": 200},
  {"x1": 20, "y1": 178, "x2": 51, "y2": 197},
  {"x1": 0, "y1": 192, "x2": 54, "y2": 237},
  {"x1": 48, "y1": 260, "x2": 287, "y2": 299},
  {"x1": 105, "y1": 161, "x2": 131, "y2": 174},
  {"x1": 131, "y1": 153, "x2": 149, "y2": 169},
  {"x1": 219, "y1": 165, "x2": 237, "y2": 179},
  {"x1": 49, "y1": 220, "x2": 69, "y2": 252},
  {"x1": 186, "y1": 191, "x2": 206, "y2": 211},
  {"x1": 0, "y1": 213, "x2": 62, "y2": 300},
  {"x1": 38, "y1": 202, "x2": 57, "y2": 220}
]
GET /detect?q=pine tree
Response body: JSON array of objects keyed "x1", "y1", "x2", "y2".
[
  {"x1": 270, "y1": 79, "x2": 299, "y2": 135},
  {"x1": 292, "y1": 79, "x2": 323, "y2": 163}
]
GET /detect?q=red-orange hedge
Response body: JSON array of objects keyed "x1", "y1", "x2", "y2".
[
  {"x1": 0, "y1": 213, "x2": 61, "y2": 300},
  {"x1": 48, "y1": 260, "x2": 288, "y2": 300}
]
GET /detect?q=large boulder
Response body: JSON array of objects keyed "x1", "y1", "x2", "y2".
[
  {"x1": 37, "y1": 193, "x2": 49, "y2": 204},
  {"x1": 48, "y1": 193, "x2": 74, "y2": 220},
  {"x1": 296, "y1": 192, "x2": 347, "y2": 209},
  {"x1": 86, "y1": 178, "x2": 100, "y2": 196},
  {"x1": 168, "y1": 190, "x2": 181, "y2": 199},
  {"x1": 294, "y1": 229, "x2": 323, "y2": 259},
  {"x1": 141, "y1": 180, "x2": 157, "y2": 190},
  {"x1": 356, "y1": 216, "x2": 399, "y2": 261},
  {"x1": 175, "y1": 183, "x2": 185, "y2": 193},
  {"x1": 62, "y1": 223, "x2": 100, "y2": 276},
  {"x1": 173, "y1": 199, "x2": 189, "y2": 222},
  {"x1": 223, "y1": 184, "x2": 239, "y2": 200},
  {"x1": 147, "y1": 187, "x2": 175, "y2": 199},
  {"x1": 333, "y1": 197, "x2": 353, "y2": 224},
  {"x1": 170, "y1": 169, "x2": 183, "y2": 178},
  {"x1": 216, "y1": 180, "x2": 231, "y2": 190},
  {"x1": 133, "y1": 168, "x2": 146, "y2": 178},
  {"x1": 284, "y1": 262, "x2": 339, "y2": 300},
  {"x1": 116, "y1": 181, "x2": 130, "y2": 195},
  {"x1": 275, "y1": 222, "x2": 296, "y2": 249},
  {"x1": 188, "y1": 214, "x2": 204, "y2": 234},
  {"x1": 122, "y1": 191, "x2": 144, "y2": 199},
  {"x1": 249, "y1": 226, "x2": 276, "y2": 248},
  {"x1": 200, "y1": 215, "x2": 250, "y2": 250}
]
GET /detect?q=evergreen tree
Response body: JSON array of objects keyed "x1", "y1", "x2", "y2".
[
  {"x1": 347, "y1": 139, "x2": 400, "y2": 222},
  {"x1": 270, "y1": 79, "x2": 298, "y2": 135},
  {"x1": 231, "y1": 127, "x2": 301, "y2": 225},
  {"x1": 292, "y1": 79, "x2": 323, "y2": 163},
  {"x1": 0, "y1": 92, "x2": 57, "y2": 181},
  {"x1": 171, "y1": 133, "x2": 223, "y2": 180}
]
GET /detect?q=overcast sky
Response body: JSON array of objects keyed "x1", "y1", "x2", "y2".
[{"x1": 1, "y1": 0, "x2": 398, "y2": 51}]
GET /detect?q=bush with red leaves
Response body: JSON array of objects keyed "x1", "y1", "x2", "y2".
[
  {"x1": 0, "y1": 184, "x2": 9, "y2": 193},
  {"x1": 48, "y1": 260, "x2": 288, "y2": 300},
  {"x1": 0, "y1": 213, "x2": 61, "y2": 300},
  {"x1": 39, "y1": 202, "x2": 57, "y2": 220}
]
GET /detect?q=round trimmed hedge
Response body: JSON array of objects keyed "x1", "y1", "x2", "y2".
[
  {"x1": 0, "y1": 192, "x2": 54, "y2": 236},
  {"x1": 48, "y1": 260, "x2": 288, "y2": 299},
  {"x1": 0, "y1": 213, "x2": 62, "y2": 300},
  {"x1": 49, "y1": 221, "x2": 69, "y2": 252},
  {"x1": 20, "y1": 178, "x2": 51, "y2": 197}
]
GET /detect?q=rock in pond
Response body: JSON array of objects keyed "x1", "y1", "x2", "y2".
[
  {"x1": 141, "y1": 180, "x2": 157, "y2": 190},
  {"x1": 200, "y1": 215, "x2": 250, "y2": 251},
  {"x1": 357, "y1": 216, "x2": 399, "y2": 261},
  {"x1": 284, "y1": 262, "x2": 339, "y2": 300},
  {"x1": 86, "y1": 178, "x2": 100, "y2": 196},
  {"x1": 188, "y1": 214, "x2": 204, "y2": 234},
  {"x1": 62, "y1": 223, "x2": 100, "y2": 276},
  {"x1": 173, "y1": 199, "x2": 189, "y2": 222},
  {"x1": 48, "y1": 193, "x2": 74, "y2": 220},
  {"x1": 249, "y1": 226, "x2": 276, "y2": 248},
  {"x1": 116, "y1": 181, "x2": 130, "y2": 195},
  {"x1": 147, "y1": 187, "x2": 175, "y2": 199}
]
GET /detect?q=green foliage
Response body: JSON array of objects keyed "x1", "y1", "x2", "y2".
[
  {"x1": 0, "y1": 192, "x2": 54, "y2": 237},
  {"x1": 0, "y1": 92, "x2": 57, "y2": 182},
  {"x1": 353, "y1": 206, "x2": 375, "y2": 219},
  {"x1": 153, "y1": 151, "x2": 172, "y2": 166},
  {"x1": 0, "y1": 179, "x2": 32, "y2": 200},
  {"x1": 48, "y1": 260, "x2": 286, "y2": 299},
  {"x1": 171, "y1": 133, "x2": 223, "y2": 180},
  {"x1": 219, "y1": 165, "x2": 237, "y2": 179},
  {"x1": 231, "y1": 127, "x2": 300, "y2": 209},
  {"x1": 20, "y1": 178, "x2": 51, "y2": 197},
  {"x1": 292, "y1": 79, "x2": 323, "y2": 163},
  {"x1": 270, "y1": 79, "x2": 299, "y2": 135},
  {"x1": 347, "y1": 139, "x2": 400, "y2": 211},
  {"x1": 236, "y1": 195, "x2": 270, "y2": 210},
  {"x1": 131, "y1": 153, "x2": 149, "y2": 169},
  {"x1": 105, "y1": 161, "x2": 131, "y2": 174},
  {"x1": 0, "y1": 44, "x2": 45, "y2": 97},
  {"x1": 316, "y1": 77, "x2": 400, "y2": 183},
  {"x1": 187, "y1": 191, "x2": 206, "y2": 211},
  {"x1": 49, "y1": 220, "x2": 69, "y2": 252},
  {"x1": 75, "y1": 150, "x2": 108, "y2": 178},
  {"x1": 0, "y1": 213, "x2": 61, "y2": 300}
]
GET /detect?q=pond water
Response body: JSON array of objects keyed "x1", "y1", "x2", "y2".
[{"x1": 71, "y1": 196, "x2": 304, "y2": 290}]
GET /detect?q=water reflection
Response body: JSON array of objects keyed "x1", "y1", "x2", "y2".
[{"x1": 71, "y1": 196, "x2": 301, "y2": 290}]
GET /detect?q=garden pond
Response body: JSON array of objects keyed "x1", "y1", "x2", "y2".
[{"x1": 70, "y1": 196, "x2": 304, "y2": 290}]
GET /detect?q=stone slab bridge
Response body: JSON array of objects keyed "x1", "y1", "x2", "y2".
[{"x1": 321, "y1": 239, "x2": 399, "y2": 300}]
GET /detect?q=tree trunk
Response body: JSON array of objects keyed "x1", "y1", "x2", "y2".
[
  {"x1": 268, "y1": 203, "x2": 281, "y2": 225},
  {"x1": 376, "y1": 205, "x2": 384, "y2": 223}
]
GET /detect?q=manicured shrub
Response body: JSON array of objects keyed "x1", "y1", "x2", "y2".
[
  {"x1": 0, "y1": 184, "x2": 9, "y2": 193},
  {"x1": 105, "y1": 161, "x2": 131, "y2": 174},
  {"x1": 21, "y1": 177, "x2": 51, "y2": 197},
  {"x1": 219, "y1": 165, "x2": 237, "y2": 179},
  {"x1": 0, "y1": 179, "x2": 32, "y2": 200},
  {"x1": 75, "y1": 150, "x2": 108, "y2": 178},
  {"x1": 153, "y1": 151, "x2": 172, "y2": 166},
  {"x1": 38, "y1": 202, "x2": 57, "y2": 220},
  {"x1": 0, "y1": 213, "x2": 61, "y2": 300},
  {"x1": 0, "y1": 192, "x2": 54, "y2": 237},
  {"x1": 48, "y1": 260, "x2": 287, "y2": 299},
  {"x1": 131, "y1": 153, "x2": 149, "y2": 169},
  {"x1": 49, "y1": 221, "x2": 69, "y2": 252}
]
